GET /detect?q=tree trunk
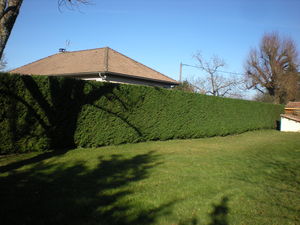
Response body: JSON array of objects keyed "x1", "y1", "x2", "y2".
[{"x1": 0, "y1": 0, "x2": 23, "y2": 59}]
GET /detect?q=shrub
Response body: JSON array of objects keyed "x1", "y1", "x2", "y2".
[{"x1": 0, "y1": 73, "x2": 284, "y2": 154}]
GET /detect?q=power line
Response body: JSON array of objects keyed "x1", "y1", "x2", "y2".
[{"x1": 181, "y1": 63, "x2": 246, "y2": 76}]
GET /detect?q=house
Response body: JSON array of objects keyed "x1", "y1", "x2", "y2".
[
  {"x1": 280, "y1": 102, "x2": 300, "y2": 132},
  {"x1": 10, "y1": 47, "x2": 178, "y2": 88}
]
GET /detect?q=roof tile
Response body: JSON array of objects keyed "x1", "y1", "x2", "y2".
[
  {"x1": 285, "y1": 102, "x2": 300, "y2": 108},
  {"x1": 10, "y1": 47, "x2": 178, "y2": 84}
]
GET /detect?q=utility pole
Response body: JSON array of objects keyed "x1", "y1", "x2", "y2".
[{"x1": 179, "y1": 62, "x2": 182, "y2": 82}]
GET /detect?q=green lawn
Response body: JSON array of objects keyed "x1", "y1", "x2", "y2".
[{"x1": 0, "y1": 130, "x2": 299, "y2": 225}]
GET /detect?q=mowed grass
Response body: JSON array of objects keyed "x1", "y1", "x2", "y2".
[{"x1": 0, "y1": 130, "x2": 299, "y2": 225}]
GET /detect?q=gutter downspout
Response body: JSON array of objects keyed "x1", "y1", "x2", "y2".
[{"x1": 98, "y1": 72, "x2": 107, "y2": 80}]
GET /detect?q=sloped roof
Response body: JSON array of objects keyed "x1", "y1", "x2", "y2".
[
  {"x1": 281, "y1": 114, "x2": 300, "y2": 122},
  {"x1": 285, "y1": 102, "x2": 300, "y2": 109},
  {"x1": 10, "y1": 47, "x2": 178, "y2": 84}
]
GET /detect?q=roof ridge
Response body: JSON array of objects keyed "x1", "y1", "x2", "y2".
[
  {"x1": 63, "y1": 47, "x2": 107, "y2": 54},
  {"x1": 107, "y1": 47, "x2": 177, "y2": 83}
]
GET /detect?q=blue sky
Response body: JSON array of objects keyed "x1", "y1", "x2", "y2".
[{"x1": 5, "y1": 0, "x2": 300, "y2": 94}]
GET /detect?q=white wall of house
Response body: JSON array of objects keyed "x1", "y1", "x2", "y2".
[
  {"x1": 77, "y1": 74, "x2": 174, "y2": 88},
  {"x1": 281, "y1": 117, "x2": 300, "y2": 132},
  {"x1": 82, "y1": 77, "x2": 105, "y2": 82},
  {"x1": 105, "y1": 75, "x2": 173, "y2": 88}
]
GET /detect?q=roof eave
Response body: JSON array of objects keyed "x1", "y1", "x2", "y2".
[
  {"x1": 104, "y1": 71, "x2": 179, "y2": 85},
  {"x1": 281, "y1": 114, "x2": 300, "y2": 123},
  {"x1": 29, "y1": 71, "x2": 179, "y2": 85}
]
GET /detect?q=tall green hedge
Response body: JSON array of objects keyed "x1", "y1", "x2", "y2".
[{"x1": 0, "y1": 73, "x2": 283, "y2": 154}]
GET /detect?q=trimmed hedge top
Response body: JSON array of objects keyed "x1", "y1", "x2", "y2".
[{"x1": 0, "y1": 73, "x2": 283, "y2": 154}]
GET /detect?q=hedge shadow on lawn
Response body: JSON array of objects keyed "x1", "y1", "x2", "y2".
[
  {"x1": 0, "y1": 151, "x2": 177, "y2": 225},
  {"x1": 0, "y1": 150, "x2": 69, "y2": 173},
  {"x1": 178, "y1": 196, "x2": 229, "y2": 225},
  {"x1": 0, "y1": 148, "x2": 231, "y2": 225}
]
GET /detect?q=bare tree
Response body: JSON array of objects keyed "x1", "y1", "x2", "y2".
[
  {"x1": 0, "y1": 0, "x2": 23, "y2": 59},
  {"x1": 0, "y1": 0, "x2": 89, "y2": 59},
  {"x1": 244, "y1": 32, "x2": 299, "y2": 104},
  {"x1": 192, "y1": 53, "x2": 243, "y2": 98},
  {"x1": 0, "y1": 53, "x2": 7, "y2": 71},
  {"x1": 58, "y1": 0, "x2": 89, "y2": 11},
  {"x1": 253, "y1": 92, "x2": 274, "y2": 103},
  {"x1": 296, "y1": 73, "x2": 300, "y2": 101}
]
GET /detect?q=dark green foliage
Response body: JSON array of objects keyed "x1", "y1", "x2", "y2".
[{"x1": 0, "y1": 73, "x2": 284, "y2": 154}]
